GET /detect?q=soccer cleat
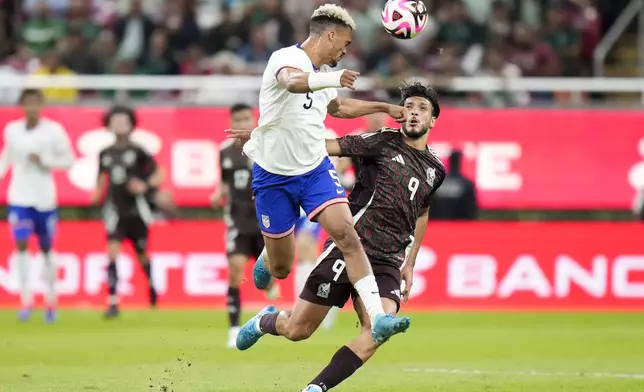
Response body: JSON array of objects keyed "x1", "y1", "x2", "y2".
[
  {"x1": 253, "y1": 255, "x2": 273, "y2": 290},
  {"x1": 18, "y1": 307, "x2": 33, "y2": 322},
  {"x1": 371, "y1": 314, "x2": 411, "y2": 344},
  {"x1": 301, "y1": 385, "x2": 323, "y2": 392},
  {"x1": 236, "y1": 305, "x2": 278, "y2": 351},
  {"x1": 227, "y1": 327, "x2": 240, "y2": 349},
  {"x1": 44, "y1": 308, "x2": 57, "y2": 324},
  {"x1": 103, "y1": 304, "x2": 120, "y2": 319}
]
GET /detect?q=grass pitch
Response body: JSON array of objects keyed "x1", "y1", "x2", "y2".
[{"x1": 1, "y1": 310, "x2": 643, "y2": 392}]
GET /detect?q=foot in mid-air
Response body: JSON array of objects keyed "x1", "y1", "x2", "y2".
[
  {"x1": 44, "y1": 307, "x2": 57, "y2": 324},
  {"x1": 104, "y1": 304, "x2": 119, "y2": 319},
  {"x1": 149, "y1": 287, "x2": 158, "y2": 308},
  {"x1": 18, "y1": 307, "x2": 33, "y2": 322},
  {"x1": 253, "y1": 255, "x2": 273, "y2": 290},
  {"x1": 371, "y1": 314, "x2": 411, "y2": 344},
  {"x1": 227, "y1": 326, "x2": 240, "y2": 349},
  {"x1": 236, "y1": 305, "x2": 278, "y2": 351}
]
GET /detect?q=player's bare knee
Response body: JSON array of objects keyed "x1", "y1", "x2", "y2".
[
  {"x1": 284, "y1": 323, "x2": 314, "y2": 342},
  {"x1": 329, "y1": 222, "x2": 360, "y2": 253},
  {"x1": 271, "y1": 263, "x2": 292, "y2": 279}
]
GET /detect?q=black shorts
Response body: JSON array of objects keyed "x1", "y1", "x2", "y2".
[
  {"x1": 106, "y1": 215, "x2": 149, "y2": 254},
  {"x1": 300, "y1": 246, "x2": 402, "y2": 312},
  {"x1": 226, "y1": 229, "x2": 264, "y2": 259}
]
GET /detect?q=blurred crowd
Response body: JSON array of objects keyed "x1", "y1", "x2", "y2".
[{"x1": 0, "y1": 0, "x2": 604, "y2": 105}]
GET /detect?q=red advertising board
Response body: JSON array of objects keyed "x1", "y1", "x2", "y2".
[
  {"x1": 0, "y1": 107, "x2": 642, "y2": 209},
  {"x1": 0, "y1": 221, "x2": 642, "y2": 310}
]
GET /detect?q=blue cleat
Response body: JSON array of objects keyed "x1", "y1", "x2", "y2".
[
  {"x1": 18, "y1": 307, "x2": 33, "y2": 322},
  {"x1": 236, "y1": 305, "x2": 278, "y2": 351},
  {"x1": 372, "y1": 313, "x2": 411, "y2": 344},
  {"x1": 44, "y1": 308, "x2": 57, "y2": 324},
  {"x1": 253, "y1": 255, "x2": 273, "y2": 290}
]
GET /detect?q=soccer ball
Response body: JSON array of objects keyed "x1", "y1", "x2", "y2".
[{"x1": 381, "y1": 0, "x2": 429, "y2": 40}]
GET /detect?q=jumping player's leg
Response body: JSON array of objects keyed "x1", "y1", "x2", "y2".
[
  {"x1": 236, "y1": 249, "x2": 354, "y2": 350},
  {"x1": 301, "y1": 297, "x2": 398, "y2": 392},
  {"x1": 301, "y1": 158, "x2": 409, "y2": 341},
  {"x1": 8, "y1": 206, "x2": 35, "y2": 321},
  {"x1": 33, "y1": 209, "x2": 58, "y2": 323},
  {"x1": 250, "y1": 163, "x2": 300, "y2": 288}
]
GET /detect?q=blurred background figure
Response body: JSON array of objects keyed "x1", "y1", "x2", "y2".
[{"x1": 430, "y1": 149, "x2": 478, "y2": 220}]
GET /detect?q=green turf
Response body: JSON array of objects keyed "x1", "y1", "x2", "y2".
[{"x1": 1, "y1": 310, "x2": 643, "y2": 391}]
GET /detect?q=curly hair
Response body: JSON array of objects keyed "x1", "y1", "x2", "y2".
[{"x1": 399, "y1": 81, "x2": 440, "y2": 118}]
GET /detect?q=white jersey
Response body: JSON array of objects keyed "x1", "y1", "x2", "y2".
[
  {"x1": 243, "y1": 45, "x2": 338, "y2": 176},
  {"x1": 0, "y1": 117, "x2": 74, "y2": 210}
]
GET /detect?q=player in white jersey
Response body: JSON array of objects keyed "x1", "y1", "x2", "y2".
[
  {"x1": 0, "y1": 89, "x2": 74, "y2": 323},
  {"x1": 235, "y1": 4, "x2": 411, "y2": 346}
]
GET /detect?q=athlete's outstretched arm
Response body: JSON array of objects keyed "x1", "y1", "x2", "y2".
[
  {"x1": 401, "y1": 207, "x2": 429, "y2": 304},
  {"x1": 276, "y1": 68, "x2": 359, "y2": 93},
  {"x1": 327, "y1": 98, "x2": 406, "y2": 122}
]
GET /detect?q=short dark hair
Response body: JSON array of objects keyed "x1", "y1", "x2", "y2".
[
  {"x1": 19, "y1": 89, "x2": 44, "y2": 103},
  {"x1": 230, "y1": 103, "x2": 252, "y2": 115},
  {"x1": 102, "y1": 105, "x2": 138, "y2": 129},
  {"x1": 310, "y1": 15, "x2": 352, "y2": 35},
  {"x1": 399, "y1": 81, "x2": 440, "y2": 118}
]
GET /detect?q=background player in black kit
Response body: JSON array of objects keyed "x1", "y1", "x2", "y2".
[
  {"x1": 91, "y1": 106, "x2": 163, "y2": 319},
  {"x1": 211, "y1": 104, "x2": 278, "y2": 348},
  {"x1": 232, "y1": 82, "x2": 445, "y2": 392}
]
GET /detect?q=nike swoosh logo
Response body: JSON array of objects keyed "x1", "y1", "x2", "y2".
[
  {"x1": 336, "y1": 189, "x2": 345, "y2": 194},
  {"x1": 371, "y1": 291, "x2": 378, "y2": 294}
]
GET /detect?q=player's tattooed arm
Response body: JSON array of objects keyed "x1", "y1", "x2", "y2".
[
  {"x1": 327, "y1": 98, "x2": 407, "y2": 122},
  {"x1": 401, "y1": 207, "x2": 430, "y2": 304}
]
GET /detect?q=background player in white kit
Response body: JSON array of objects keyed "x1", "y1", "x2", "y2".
[
  {"x1": 0, "y1": 89, "x2": 74, "y2": 323},
  {"x1": 236, "y1": 4, "x2": 411, "y2": 348}
]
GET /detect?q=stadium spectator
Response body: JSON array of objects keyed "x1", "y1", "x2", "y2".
[
  {"x1": 60, "y1": 27, "x2": 102, "y2": 74},
  {"x1": 237, "y1": 25, "x2": 274, "y2": 74},
  {"x1": 163, "y1": 0, "x2": 202, "y2": 58},
  {"x1": 113, "y1": 0, "x2": 155, "y2": 64},
  {"x1": 505, "y1": 22, "x2": 560, "y2": 77},
  {"x1": 346, "y1": 0, "x2": 381, "y2": 56},
  {"x1": 240, "y1": 0, "x2": 295, "y2": 49},
  {"x1": 571, "y1": 0, "x2": 601, "y2": 73},
  {"x1": 139, "y1": 29, "x2": 178, "y2": 75},
  {"x1": 435, "y1": 0, "x2": 481, "y2": 55},
  {"x1": 33, "y1": 49, "x2": 78, "y2": 102},
  {"x1": 21, "y1": 1, "x2": 65, "y2": 56},
  {"x1": 543, "y1": 5, "x2": 582, "y2": 76},
  {"x1": 67, "y1": 0, "x2": 101, "y2": 40},
  {"x1": 180, "y1": 43, "x2": 211, "y2": 75},
  {"x1": 485, "y1": 0, "x2": 512, "y2": 46},
  {"x1": 475, "y1": 47, "x2": 529, "y2": 106},
  {"x1": 201, "y1": 5, "x2": 243, "y2": 55}
]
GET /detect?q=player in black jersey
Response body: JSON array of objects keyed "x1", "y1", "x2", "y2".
[
  {"x1": 230, "y1": 82, "x2": 445, "y2": 392},
  {"x1": 211, "y1": 104, "x2": 279, "y2": 347},
  {"x1": 91, "y1": 106, "x2": 163, "y2": 319}
]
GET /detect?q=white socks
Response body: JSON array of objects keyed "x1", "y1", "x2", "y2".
[
  {"x1": 16, "y1": 251, "x2": 32, "y2": 308},
  {"x1": 42, "y1": 252, "x2": 57, "y2": 307},
  {"x1": 353, "y1": 275, "x2": 385, "y2": 325}
]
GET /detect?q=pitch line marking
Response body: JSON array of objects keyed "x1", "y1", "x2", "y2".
[{"x1": 403, "y1": 368, "x2": 644, "y2": 380}]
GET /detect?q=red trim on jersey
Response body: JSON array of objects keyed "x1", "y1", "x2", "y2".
[
  {"x1": 261, "y1": 225, "x2": 295, "y2": 239},
  {"x1": 307, "y1": 197, "x2": 349, "y2": 221},
  {"x1": 274, "y1": 66, "x2": 302, "y2": 79}
]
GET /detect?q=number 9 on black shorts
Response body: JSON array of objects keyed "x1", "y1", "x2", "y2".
[{"x1": 300, "y1": 245, "x2": 402, "y2": 313}]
